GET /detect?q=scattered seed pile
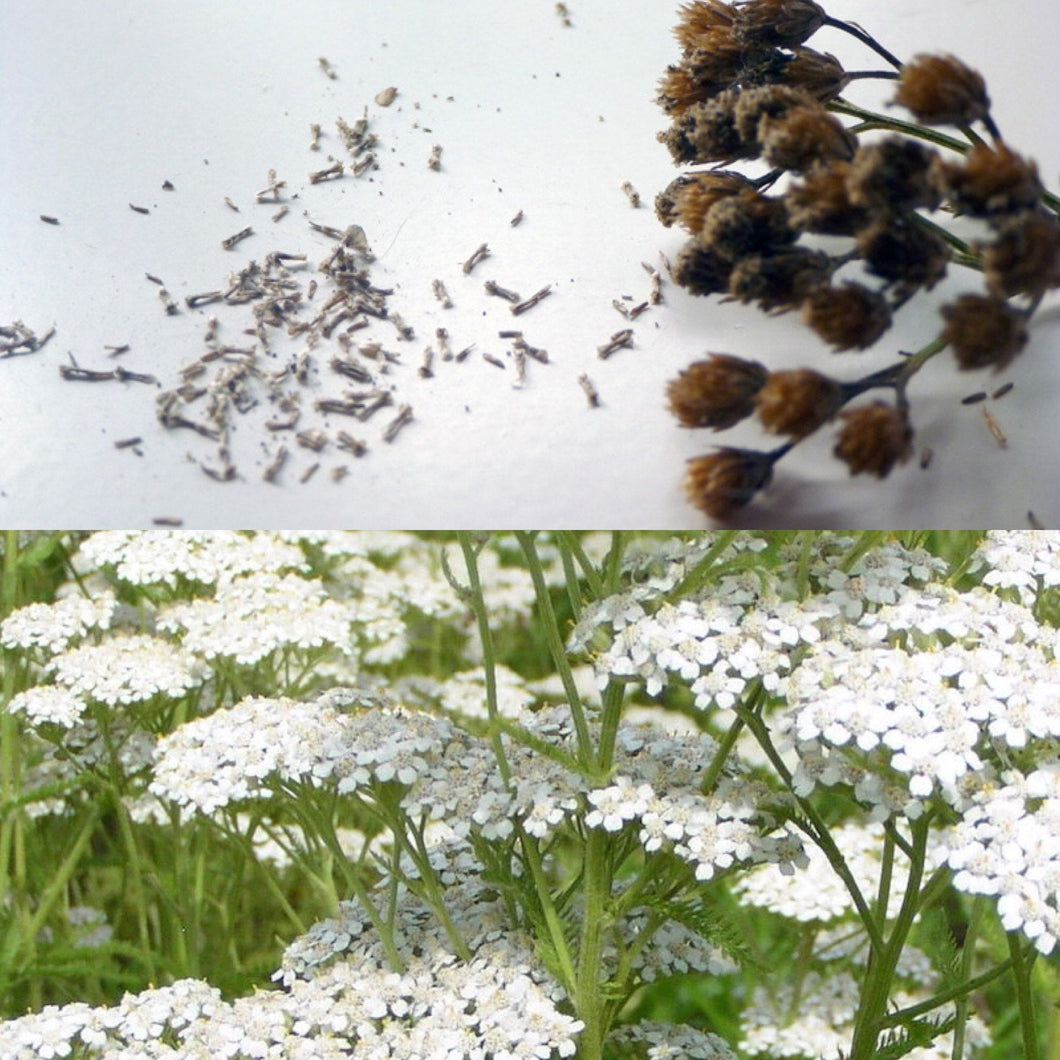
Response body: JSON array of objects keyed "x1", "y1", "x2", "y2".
[{"x1": 656, "y1": 0, "x2": 1060, "y2": 520}]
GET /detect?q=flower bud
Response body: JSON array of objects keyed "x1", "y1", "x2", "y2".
[
  {"x1": 734, "y1": 0, "x2": 825, "y2": 48},
  {"x1": 834, "y1": 403, "x2": 913, "y2": 478},
  {"x1": 667, "y1": 354, "x2": 769, "y2": 428},
  {"x1": 801, "y1": 282, "x2": 892, "y2": 351},
  {"x1": 940, "y1": 294, "x2": 1028, "y2": 371},
  {"x1": 941, "y1": 142, "x2": 1043, "y2": 218},
  {"x1": 893, "y1": 53, "x2": 991, "y2": 128},
  {"x1": 981, "y1": 213, "x2": 1060, "y2": 298},
  {"x1": 755, "y1": 368, "x2": 843, "y2": 437},
  {"x1": 684, "y1": 447, "x2": 776, "y2": 518}
]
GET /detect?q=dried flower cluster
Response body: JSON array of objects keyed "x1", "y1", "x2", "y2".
[{"x1": 657, "y1": 0, "x2": 1060, "y2": 519}]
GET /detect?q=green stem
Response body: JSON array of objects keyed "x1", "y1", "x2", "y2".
[
  {"x1": 664, "y1": 531, "x2": 739, "y2": 604},
  {"x1": 574, "y1": 828, "x2": 612, "y2": 1060},
  {"x1": 514, "y1": 532, "x2": 594, "y2": 772},
  {"x1": 829, "y1": 99, "x2": 973, "y2": 154},
  {"x1": 456, "y1": 533, "x2": 512, "y2": 786},
  {"x1": 555, "y1": 532, "x2": 604, "y2": 598},
  {"x1": 879, "y1": 955, "x2": 1012, "y2": 1028},
  {"x1": 849, "y1": 816, "x2": 931, "y2": 1060},
  {"x1": 822, "y1": 15, "x2": 903, "y2": 70},
  {"x1": 1009, "y1": 933, "x2": 1042, "y2": 1060}
]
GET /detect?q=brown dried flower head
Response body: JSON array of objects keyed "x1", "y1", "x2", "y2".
[
  {"x1": 660, "y1": 170, "x2": 752, "y2": 233},
  {"x1": 684, "y1": 446, "x2": 775, "y2": 518},
  {"x1": 801, "y1": 281, "x2": 893, "y2": 351},
  {"x1": 775, "y1": 47, "x2": 849, "y2": 101},
  {"x1": 940, "y1": 294, "x2": 1028, "y2": 371},
  {"x1": 658, "y1": 89, "x2": 755, "y2": 166},
  {"x1": 834, "y1": 402, "x2": 913, "y2": 477},
  {"x1": 893, "y1": 53, "x2": 991, "y2": 128},
  {"x1": 675, "y1": 0, "x2": 736, "y2": 51},
  {"x1": 754, "y1": 368, "x2": 843, "y2": 437},
  {"x1": 700, "y1": 188, "x2": 795, "y2": 259},
  {"x1": 759, "y1": 104, "x2": 857, "y2": 171},
  {"x1": 657, "y1": 63, "x2": 714, "y2": 116},
  {"x1": 672, "y1": 238, "x2": 735, "y2": 295},
  {"x1": 785, "y1": 161, "x2": 869, "y2": 235},
  {"x1": 734, "y1": 0, "x2": 825, "y2": 48},
  {"x1": 733, "y1": 84, "x2": 812, "y2": 145},
  {"x1": 667, "y1": 353, "x2": 769, "y2": 428},
  {"x1": 981, "y1": 212, "x2": 1060, "y2": 298},
  {"x1": 856, "y1": 215, "x2": 950, "y2": 293},
  {"x1": 941, "y1": 142, "x2": 1043, "y2": 218},
  {"x1": 846, "y1": 137, "x2": 944, "y2": 213},
  {"x1": 727, "y1": 247, "x2": 832, "y2": 311}
]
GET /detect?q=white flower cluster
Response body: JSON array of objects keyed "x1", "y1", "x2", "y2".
[
  {"x1": 786, "y1": 583, "x2": 1060, "y2": 814},
  {"x1": 0, "y1": 591, "x2": 117, "y2": 655},
  {"x1": 941, "y1": 765, "x2": 1060, "y2": 955},
  {"x1": 156, "y1": 572, "x2": 358, "y2": 666},
  {"x1": 76, "y1": 531, "x2": 308, "y2": 589},
  {"x1": 969, "y1": 529, "x2": 1060, "y2": 605}
]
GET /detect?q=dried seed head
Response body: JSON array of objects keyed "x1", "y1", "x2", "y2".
[
  {"x1": 675, "y1": 0, "x2": 737, "y2": 51},
  {"x1": 657, "y1": 63, "x2": 715, "y2": 115},
  {"x1": 801, "y1": 282, "x2": 892, "y2": 351},
  {"x1": 734, "y1": 0, "x2": 825, "y2": 48},
  {"x1": 656, "y1": 171, "x2": 752, "y2": 231},
  {"x1": 773, "y1": 47, "x2": 849, "y2": 101},
  {"x1": 672, "y1": 238, "x2": 735, "y2": 296},
  {"x1": 893, "y1": 53, "x2": 991, "y2": 128},
  {"x1": 658, "y1": 89, "x2": 756, "y2": 165},
  {"x1": 684, "y1": 447, "x2": 775, "y2": 518},
  {"x1": 940, "y1": 294, "x2": 1028, "y2": 371},
  {"x1": 941, "y1": 142, "x2": 1043, "y2": 218},
  {"x1": 846, "y1": 137, "x2": 944, "y2": 213},
  {"x1": 754, "y1": 368, "x2": 843, "y2": 437},
  {"x1": 667, "y1": 353, "x2": 769, "y2": 428},
  {"x1": 981, "y1": 212, "x2": 1060, "y2": 298},
  {"x1": 785, "y1": 161, "x2": 869, "y2": 234},
  {"x1": 834, "y1": 402, "x2": 913, "y2": 478},
  {"x1": 733, "y1": 84, "x2": 811, "y2": 144},
  {"x1": 856, "y1": 215, "x2": 950, "y2": 293},
  {"x1": 759, "y1": 103, "x2": 857, "y2": 171},
  {"x1": 700, "y1": 189, "x2": 795, "y2": 259},
  {"x1": 727, "y1": 248, "x2": 832, "y2": 311}
]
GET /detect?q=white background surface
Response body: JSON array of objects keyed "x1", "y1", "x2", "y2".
[{"x1": 2, "y1": 0, "x2": 1058, "y2": 529}]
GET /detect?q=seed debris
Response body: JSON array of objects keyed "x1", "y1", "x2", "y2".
[
  {"x1": 129, "y1": 203, "x2": 150, "y2": 215},
  {"x1": 318, "y1": 57, "x2": 338, "y2": 80},
  {"x1": 221, "y1": 226, "x2": 254, "y2": 250},
  {"x1": 578, "y1": 373, "x2": 600, "y2": 407},
  {"x1": 597, "y1": 328, "x2": 633, "y2": 358},
  {"x1": 152, "y1": 517, "x2": 184, "y2": 527},
  {"x1": 382, "y1": 404, "x2": 413, "y2": 442},
  {"x1": 462, "y1": 243, "x2": 490, "y2": 275},
  {"x1": 485, "y1": 280, "x2": 521, "y2": 303},
  {"x1": 510, "y1": 210, "x2": 524, "y2": 227},
  {"x1": 114, "y1": 437, "x2": 143, "y2": 450},
  {"x1": 300, "y1": 461, "x2": 321, "y2": 483},
  {"x1": 641, "y1": 261, "x2": 663, "y2": 304},
  {"x1": 482, "y1": 352, "x2": 506, "y2": 369},
  {"x1": 982, "y1": 406, "x2": 1007, "y2": 448},
  {"x1": 1028, "y1": 511, "x2": 1045, "y2": 529},
  {"x1": 40, "y1": 215, "x2": 60, "y2": 225},
  {"x1": 992, "y1": 382, "x2": 1014, "y2": 400},
  {"x1": 105, "y1": 344, "x2": 130, "y2": 357},
  {"x1": 309, "y1": 162, "x2": 344, "y2": 184},
  {"x1": 337, "y1": 431, "x2": 368, "y2": 456},
  {"x1": 427, "y1": 144, "x2": 442, "y2": 170},
  {"x1": 511, "y1": 285, "x2": 552, "y2": 315},
  {"x1": 375, "y1": 86, "x2": 398, "y2": 107},
  {"x1": 621, "y1": 181, "x2": 641, "y2": 207},
  {"x1": 919, "y1": 447, "x2": 933, "y2": 470},
  {"x1": 1, "y1": 322, "x2": 55, "y2": 358},
  {"x1": 432, "y1": 279, "x2": 453, "y2": 308},
  {"x1": 961, "y1": 391, "x2": 986, "y2": 406},
  {"x1": 263, "y1": 446, "x2": 288, "y2": 482}
]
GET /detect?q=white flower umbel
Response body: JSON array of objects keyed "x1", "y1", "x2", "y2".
[
  {"x1": 971, "y1": 529, "x2": 1060, "y2": 605},
  {"x1": 941, "y1": 765, "x2": 1060, "y2": 955},
  {"x1": 76, "y1": 530, "x2": 308, "y2": 590},
  {"x1": 156, "y1": 572, "x2": 357, "y2": 666},
  {"x1": 608, "y1": 1019, "x2": 739, "y2": 1059},
  {"x1": 0, "y1": 592, "x2": 117, "y2": 657},
  {"x1": 46, "y1": 634, "x2": 205, "y2": 707},
  {"x1": 6, "y1": 685, "x2": 89, "y2": 729}
]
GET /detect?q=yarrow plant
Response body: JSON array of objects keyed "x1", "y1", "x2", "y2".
[
  {"x1": 656, "y1": 1, "x2": 1060, "y2": 519},
  {"x1": 1, "y1": 529, "x2": 1059, "y2": 1059}
]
